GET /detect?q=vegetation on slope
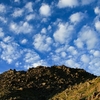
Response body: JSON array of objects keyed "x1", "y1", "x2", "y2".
[{"x1": 50, "y1": 77, "x2": 100, "y2": 100}]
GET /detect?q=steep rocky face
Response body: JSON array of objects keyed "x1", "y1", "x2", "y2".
[{"x1": 0, "y1": 65, "x2": 96, "y2": 100}]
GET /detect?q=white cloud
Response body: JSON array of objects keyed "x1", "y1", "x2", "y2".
[
  {"x1": 25, "y1": 14, "x2": 35, "y2": 21},
  {"x1": 0, "y1": 16, "x2": 7, "y2": 23},
  {"x1": 22, "y1": 49, "x2": 48, "y2": 69},
  {"x1": 14, "y1": 0, "x2": 20, "y2": 3},
  {"x1": 51, "y1": 54, "x2": 60, "y2": 63},
  {"x1": 33, "y1": 34, "x2": 52, "y2": 52},
  {"x1": 81, "y1": 0, "x2": 95, "y2": 5},
  {"x1": 93, "y1": 51, "x2": 100, "y2": 57},
  {"x1": 81, "y1": 54, "x2": 90, "y2": 63},
  {"x1": 31, "y1": 60, "x2": 48, "y2": 68},
  {"x1": 61, "y1": 51, "x2": 66, "y2": 58},
  {"x1": 57, "y1": 0, "x2": 79, "y2": 8},
  {"x1": 95, "y1": 20, "x2": 100, "y2": 32},
  {"x1": 12, "y1": 8, "x2": 24, "y2": 17},
  {"x1": 21, "y1": 39, "x2": 27, "y2": 44},
  {"x1": 67, "y1": 46, "x2": 78, "y2": 55},
  {"x1": 0, "y1": 28, "x2": 4, "y2": 38},
  {"x1": 53, "y1": 22, "x2": 74, "y2": 44},
  {"x1": 75, "y1": 25, "x2": 98, "y2": 49},
  {"x1": 57, "y1": 0, "x2": 94, "y2": 8},
  {"x1": 0, "y1": 41, "x2": 20, "y2": 64},
  {"x1": 94, "y1": 7, "x2": 100, "y2": 15},
  {"x1": 88, "y1": 58, "x2": 100, "y2": 75},
  {"x1": 47, "y1": 25, "x2": 51, "y2": 30},
  {"x1": 65, "y1": 59, "x2": 80, "y2": 68},
  {"x1": 41, "y1": 28, "x2": 47, "y2": 34},
  {"x1": 3, "y1": 36, "x2": 13, "y2": 43},
  {"x1": 69, "y1": 12, "x2": 85, "y2": 24},
  {"x1": 10, "y1": 21, "x2": 33, "y2": 34},
  {"x1": 74, "y1": 38, "x2": 84, "y2": 49},
  {"x1": 39, "y1": 3, "x2": 51, "y2": 17},
  {"x1": 24, "y1": 50, "x2": 40, "y2": 63},
  {"x1": 0, "y1": 4, "x2": 6, "y2": 13},
  {"x1": 25, "y1": 2, "x2": 33, "y2": 13}
]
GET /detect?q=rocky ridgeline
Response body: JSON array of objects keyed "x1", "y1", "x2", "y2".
[{"x1": 0, "y1": 65, "x2": 96, "y2": 100}]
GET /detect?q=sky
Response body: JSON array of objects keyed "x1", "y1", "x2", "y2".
[{"x1": 0, "y1": 0, "x2": 100, "y2": 75}]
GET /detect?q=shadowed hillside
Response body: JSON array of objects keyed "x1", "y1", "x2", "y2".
[
  {"x1": 51, "y1": 77, "x2": 100, "y2": 100},
  {"x1": 0, "y1": 65, "x2": 96, "y2": 100}
]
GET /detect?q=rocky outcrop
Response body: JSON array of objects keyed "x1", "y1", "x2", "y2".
[{"x1": 0, "y1": 65, "x2": 96, "y2": 100}]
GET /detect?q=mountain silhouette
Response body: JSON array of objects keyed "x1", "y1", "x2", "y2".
[{"x1": 0, "y1": 65, "x2": 97, "y2": 100}]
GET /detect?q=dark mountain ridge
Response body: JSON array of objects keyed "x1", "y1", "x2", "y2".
[{"x1": 0, "y1": 65, "x2": 97, "y2": 100}]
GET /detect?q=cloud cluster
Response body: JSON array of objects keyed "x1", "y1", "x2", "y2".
[
  {"x1": 74, "y1": 25, "x2": 98, "y2": 49},
  {"x1": 53, "y1": 22, "x2": 74, "y2": 44},
  {"x1": 10, "y1": 22, "x2": 33, "y2": 34},
  {"x1": 0, "y1": 0, "x2": 100, "y2": 76},
  {"x1": 57, "y1": 0, "x2": 78, "y2": 8},
  {"x1": 33, "y1": 34, "x2": 52, "y2": 52},
  {"x1": 0, "y1": 38, "x2": 21, "y2": 64},
  {"x1": 57, "y1": 0, "x2": 95, "y2": 8},
  {"x1": 69, "y1": 12, "x2": 85, "y2": 24},
  {"x1": 12, "y1": 8, "x2": 24, "y2": 17},
  {"x1": 0, "y1": 4, "x2": 6, "y2": 13}
]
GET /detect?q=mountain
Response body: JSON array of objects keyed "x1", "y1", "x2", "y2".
[
  {"x1": 51, "y1": 76, "x2": 100, "y2": 100},
  {"x1": 0, "y1": 65, "x2": 97, "y2": 100}
]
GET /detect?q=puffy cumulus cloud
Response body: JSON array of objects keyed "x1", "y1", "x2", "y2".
[
  {"x1": 74, "y1": 25, "x2": 98, "y2": 49},
  {"x1": 57, "y1": 0, "x2": 95, "y2": 8},
  {"x1": 0, "y1": 28, "x2": 4, "y2": 38},
  {"x1": 33, "y1": 34, "x2": 52, "y2": 52},
  {"x1": 51, "y1": 54, "x2": 61, "y2": 63},
  {"x1": 30, "y1": 60, "x2": 48, "y2": 68},
  {"x1": 22, "y1": 49, "x2": 48, "y2": 69},
  {"x1": 95, "y1": 20, "x2": 100, "y2": 32},
  {"x1": 69, "y1": 12, "x2": 85, "y2": 24},
  {"x1": 25, "y1": 14, "x2": 35, "y2": 21},
  {"x1": 61, "y1": 51, "x2": 67, "y2": 58},
  {"x1": 0, "y1": 4, "x2": 6, "y2": 13},
  {"x1": 12, "y1": 8, "x2": 24, "y2": 17},
  {"x1": 47, "y1": 25, "x2": 52, "y2": 30},
  {"x1": 93, "y1": 51, "x2": 100, "y2": 57},
  {"x1": 0, "y1": 16, "x2": 7, "y2": 23},
  {"x1": 23, "y1": 50, "x2": 40, "y2": 63},
  {"x1": 14, "y1": 0, "x2": 20, "y2": 3},
  {"x1": 88, "y1": 57, "x2": 100, "y2": 76},
  {"x1": 12, "y1": 2, "x2": 33, "y2": 18},
  {"x1": 41, "y1": 28, "x2": 47, "y2": 34},
  {"x1": 55, "y1": 45, "x2": 68, "y2": 55},
  {"x1": 0, "y1": 41, "x2": 20, "y2": 64},
  {"x1": 94, "y1": 7, "x2": 100, "y2": 15},
  {"x1": 65, "y1": 59, "x2": 80, "y2": 68},
  {"x1": 90, "y1": 50, "x2": 100, "y2": 57},
  {"x1": 39, "y1": 3, "x2": 51, "y2": 17},
  {"x1": 25, "y1": 2, "x2": 33, "y2": 13},
  {"x1": 53, "y1": 22, "x2": 74, "y2": 44},
  {"x1": 74, "y1": 38, "x2": 84, "y2": 49},
  {"x1": 81, "y1": 0, "x2": 95, "y2": 5},
  {"x1": 57, "y1": 0, "x2": 79, "y2": 8},
  {"x1": 67, "y1": 46, "x2": 78, "y2": 55},
  {"x1": 80, "y1": 54, "x2": 90, "y2": 64},
  {"x1": 10, "y1": 21, "x2": 33, "y2": 34},
  {"x1": 20, "y1": 39, "x2": 27, "y2": 44},
  {"x1": 3, "y1": 36, "x2": 13, "y2": 43}
]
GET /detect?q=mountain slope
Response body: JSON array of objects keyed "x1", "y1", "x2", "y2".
[
  {"x1": 0, "y1": 65, "x2": 96, "y2": 100},
  {"x1": 50, "y1": 77, "x2": 100, "y2": 100}
]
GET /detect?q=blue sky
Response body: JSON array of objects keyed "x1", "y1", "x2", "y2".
[{"x1": 0, "y1": 0, "x2": 100, "y2": 75}]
